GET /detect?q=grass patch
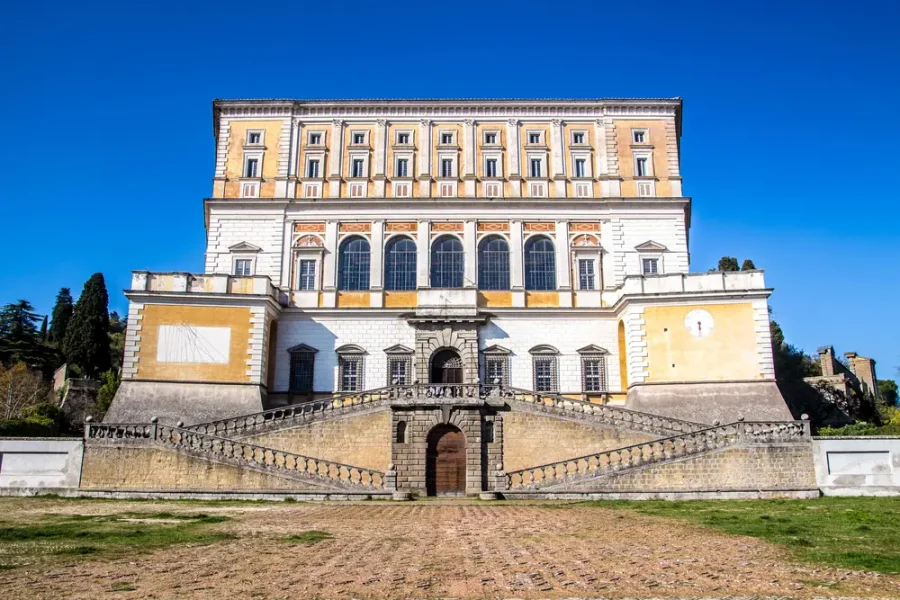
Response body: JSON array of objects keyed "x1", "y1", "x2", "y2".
[
  {"x1": 0, "y1": 511, "x2": 235, "y2": 568},
  {"x1": 578, "y1": 497, "x2": 900, "y2": 573},
  {"x1": 109, "y1": 583, "x2": 137, "y2": 592},
  {"x1": 281, "y1": 530, "x2": 333, "y2": 545}
]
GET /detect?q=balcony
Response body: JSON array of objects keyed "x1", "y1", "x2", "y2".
[{"x1": 130, "y1": 271, "x2": 277, "y2": 297}]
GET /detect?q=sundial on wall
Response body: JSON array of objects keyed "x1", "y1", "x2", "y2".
[{"x1": 684, "y1": 309, "x2": 714, "y2": 338}]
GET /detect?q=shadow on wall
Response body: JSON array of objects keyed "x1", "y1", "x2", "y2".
[{"x1": 274, "y1": 318, "x2": 338, "y2": 394}]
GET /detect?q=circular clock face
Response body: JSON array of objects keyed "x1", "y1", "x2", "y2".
[{"x1": 685, "y1": 309, "x2": 714, "y2": 338}]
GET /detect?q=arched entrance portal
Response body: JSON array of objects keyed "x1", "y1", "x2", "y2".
[
  {"x1": 430, "y1": 349, "x2": 463, "y2": 384},
  {"x1": 426, "y1": 424, "x2": 466, "y2": 496}
]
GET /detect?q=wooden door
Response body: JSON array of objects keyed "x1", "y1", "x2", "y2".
[{"x1": 426, "y1": 425, "x2": 466, "y2": 496}]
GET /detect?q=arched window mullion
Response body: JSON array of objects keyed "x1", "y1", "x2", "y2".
[
  {"x1": 478, "y1": 236, "x2": 510, "y2": 290},
  {"x1": 384, "y1": 236, "x2": 417, "y2": 291},
  {"x1": 524, "y1": 236, "x2": 556, "y2": 291},
  {"x1": 430, "y1": 236, "x2": 464, "y2": 289},
  {"x1": 338, "y1": 236, "x2": 371, "y2": 291}
]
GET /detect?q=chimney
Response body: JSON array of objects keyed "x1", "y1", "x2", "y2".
[{"x1": 817, "y1": 346, "x2": 836, "y2": 376}]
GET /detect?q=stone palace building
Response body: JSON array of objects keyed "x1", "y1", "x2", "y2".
[{"x1": 93, "y1": 98, "x2": 815, "y2": 499}]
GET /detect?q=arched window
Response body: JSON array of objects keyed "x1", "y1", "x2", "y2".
[
  {"x1": 430, "y1": 236, "x2": 464, "y2": 288},
  {"x1": 396, "y1": 421, "x2": 407, "y2": 443},
  {"x1": 338, "y1": 236, "x2": 370, "y2": 291},
  {"x1": 478, "y1": 236, "x2": 510, "y2": 290},
  {"x1": 524, "y1": 236, "x2": 556, "y2": 290},
  {"x1": 384, "y1": 236, "x2": 417, "y2": 291}
]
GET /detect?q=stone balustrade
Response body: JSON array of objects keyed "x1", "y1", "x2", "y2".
[
  {"x1": 86, "y1": 420, "x2": 386, "y2": 490},
  {"x1": 506, "y1": 387, "x2": 706, "y2": 435},
  {"x1": 130, "y1": 271, "x2": 277, "y2": 297},
  {"x1": 505, "y1": 420, "x2": 809, "y2": 490}
]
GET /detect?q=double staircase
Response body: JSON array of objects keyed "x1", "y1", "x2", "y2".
[{"x1": 88, "y1": 384, "x2": 809, "y2": 495}]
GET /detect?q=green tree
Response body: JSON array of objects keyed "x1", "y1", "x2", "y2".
[
  {"x1": 740, "y1": 259, "x2": 756, "y2": 271},
  {"x1": 64, "y1": 274, "x2": 111, "y2": 378},
  {"x1": 0, "y1": 300, "x2": 44, "y2": 367},
  {"x1": 878, "y1": 379, "x2": 898, "y2": 407},
  {"x1": 39, "y1": 315, "x2": 48, "y2": 340},
  {"x1": 48, "y1": 288, "x2": 74, "y2": 345},
  {"x1": 717, "y1": 256, "x2": 740, "y2": 272},
  {"x1": 94, "y1": 368, "x2": 121, "y2": 419}
]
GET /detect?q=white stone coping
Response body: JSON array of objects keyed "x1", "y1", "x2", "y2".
[{"x1": 131, "y1": 271, "x2": 276, "y2": 297}]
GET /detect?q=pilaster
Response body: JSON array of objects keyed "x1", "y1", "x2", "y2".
[
  {"x1": 463, "y1": 220, "x2": 477, "y2": 287},
  {"x1": 417, "y1": 120, "x2": 432, "y2": 198},
  {"x1": 370, "y1": 219, "x2": 385, "y2": 290},
  {"x1": 374, "y1": 119, "x2": 387, "y2": 197},
  {"x1": 416, "y1": 220, "x2": 430, "y2": 287},
  {"x1": 328, "y1": 120, "x2": 344, "y2": 198}
]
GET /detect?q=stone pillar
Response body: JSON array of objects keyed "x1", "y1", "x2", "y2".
[
  {"x1": 506, "y1": 119, "x2": 521, "y2": 197},
  {"x1": 374, "y1": 119, "x2": 387, "y2": 197},
  {"x1": 328, "y1": 120, "x2": 344, "y2": 198},
  {"x1": 846, "y1": 352, "x2": 879, "y2": 397},
  {"x1": 463, "y1": 119, "x2": 476, "y2": 197},
  {"x1": 418, "y1": 119, "x2": 432, "y2": 198},
  {"x1": 555, "y1": 220, "x2": 571, "y2": 289},
  {"x1": 321, "y1": 221, "x2": 339, "y2": 307},
  {"x1": 463, "y1": 220, "x2": 477, "y2": 287},
  {"x1": 510, "y1": 220, "x2": 525, "y2": 307},
  {"x1": 817, "y1": 346, "x2": 836, "y2": 376},
  {"x1": 370, "y1": 219, "x2": 384, "y2": 290},
  {"x1": 416, "y1": 220, "x2": 430, "y2": 288}
]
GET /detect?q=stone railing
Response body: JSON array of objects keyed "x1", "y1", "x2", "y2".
[
  {"x1": 188, "y1": 387, "x2": 395, "y2": 437},
  {"x1": 86, "y1": 419, "x2": 385, "y2": 490},
  {"x1": 390, "y1": 383, "x2": 485, "y2": 401},
  {"x1": 505, "y1": 420, "x2": 810, "y2": 490},
  {"x1": 506, "y1": 387, "x2": 706, "y2": 435}
]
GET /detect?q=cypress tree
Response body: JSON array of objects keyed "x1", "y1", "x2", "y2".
[
  {"x1": 39, "y1": 316, "x2": 48, "y2": 340},
  {"x1": 716, "y1": 256, "x2": 740, "y2": 272},
  {"x1": 741, "y1": 259, "x2": 757, "y2": 271},
  {"x1": 49, "y1": 288, "x2": 74, "y2": 344},
  {"x1": 64, "y1": 274, "x2": 111, "y2": 378},
  {"x1": 0, "y1": 300, "x2": 43, "y2": 367}
]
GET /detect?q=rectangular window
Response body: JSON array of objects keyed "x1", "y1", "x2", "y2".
[
  {"x1": 352, "y1": 132, "x2": 366, "y2": 144},
  {"x1": 484, "y1": 182, "x2": 501, "y2": 197},
  {"x1": 397, "y1": 132, "x2": 410, "y2": 144},
  {"x1": 307, "y1": 159, "x2": 320, "y2": 178},
  {"x1": 582, "y1": 356, "x2": 607, "y2": 392},
  {"x1": 485, "y1": 158, "x2": 497, "y2": 178},
  {"x1": 244, "y1": 158, "x2": 259, "y2": 178},
  {"x1": 241, "y1": 182, "x2": 259, "y2": 198},
  {"x1": 339, "y1": 356, "x2": 363, "y2": 392},
  {"x1": 298, "y1": 259, "x2": 316, "y2": 290},
  {"x1": 388, "y1": 356, "x2": 411, "y2": 385},
  {"x1": 484, "y1": 132, "x2": 497, "y2": 145},
  {"x1": 528, "y1": 132, "x2": 541, "y2": 144},
  {"x1": 303, "y1": 183, "x2": 320, "y2": 198},
  {"x1": 440, "y1": 182, "x2": 456, "y2": 197},
  {"x1": 289, "y1": 352, "x2": 315, "y2": 393},
  {"x1": 441, "y1": 132, "x2": 453, "y2": 144},
  {"x1": 233, "y1": 259, "x2": 252, "y2": 276},
  {"x1": 352, "y1": 158, "x2": 365, "y2": 178},
  {"x1": 484, "y1": 355, "x2": 508, "y2": 387},
  {"x1": 533, "y1": 357, "x2": 557, "y2": 393},
  {"x1": 642, "y1": 258, "x2": 659, "y2": 275},
  {"x1": 441, "y1": 158, "x2": 453, "y2": 178},
  {"x1": 575, "y1": 182, "x2": 591, "y2": 198},
  {"x1": 633, "y1": 129, "x2": 646, "y2": 143},
  {"x1": 396, "y1": 158, "x2": 409, "y2": 177},
  {"x1": 572, "y1": 132, "x2": 585, "y2": 144},
  {"x1": 635, "y1": 157, "x2": 648, "y2": 177},
  {"x1": 530, "y1": 182, "x2": 546, "y2": 197},
  {"x1": 349, "y1": 183, "x2": 366, "y2": 198},
  {"x1": 530, "y1": 158, "x2": 542, "y2": 178},
  {"x1": 247, "y1": 131, "x2": 261, "y2": 144},
  {"x1": 578, "y1": 259, "x2": 595, "y2": 290},
  {"x1": 637, "y1": 181, "x2": 655, "y2": 197},
  {"x1": 394, "y1": 182, "x2": 410, "y2": 197},
  {"x1": 309, "y1": 133, "x2": 322, "y2": 145},
  {"x1": 574, "y1": 158, "x2": 586, "y2": 178}
]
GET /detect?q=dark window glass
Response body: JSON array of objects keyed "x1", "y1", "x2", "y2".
[
  {"x1": 430, "y1": 236, "x2": 464, "y2": 288},
  {"x1": 578, "y1": 259, "x2": 595, "y2": 290},
  {"x1": 338, "y1": 236, "x2": 370, "y2": 291},
  {"x1": 339, "y1": 355, "x2": 363, "y2": 391},
  {"x1": 582, "y1": 356, "x2": 607, "y2": 392},
  {"x1": 533, "y1": 356, "x2": 557, "y2": 392},
  {"x1": 478, "y1": 236, "x2": 510, "y2": 290},
  {"x1": 384, "y1": 236, "x2": 417, "y2": 291},
  {"x1": 289, "y1": 352, "x2": 315, "y2": 393},
  {"x1": 524, "y1": 236, "x2": 556, "y2": 290}
]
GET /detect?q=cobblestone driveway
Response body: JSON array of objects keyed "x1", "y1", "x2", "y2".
[{"x1": 2, "y1": 499, "x2": 898, "y2": 599}]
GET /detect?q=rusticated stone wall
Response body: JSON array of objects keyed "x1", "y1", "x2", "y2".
[
  {"x1": 80, "y1": 445, "x2": 313, "y2": 491},
  {"x1": 242, "y1": 410, "x2": 392, "y2": 471},
  {"x1": 559, "y1": 444, "x2": 817, "y2": 492},
  {"x1": 503, "y1": 411, "x2": 656, "y2": 472}
]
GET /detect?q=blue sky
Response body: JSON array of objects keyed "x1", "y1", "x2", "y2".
[{"x1": 2, "y1": 0, "x2": 898, "y2": 379}]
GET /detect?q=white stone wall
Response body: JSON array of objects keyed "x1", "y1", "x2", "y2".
[
  {"x1": 205, "y1": 212, "x2": 284, "y2": 284},
  {"x1": 271, "y1": 314, "x2": 622, "y2": 393},
  {"x1": 0, "y1": 439, "x2": 84, "y2": 489},
  {"x1": 481, "y1": 317, "x2": 621, "y2": 392},
  {"x1": 273, "y1": 315, "x2": 416, "y2": 392},
  {"x1": 813, "y1": 437, "x2": 900, "y2": 496}
]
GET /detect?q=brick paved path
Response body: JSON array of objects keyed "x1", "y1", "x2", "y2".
[{"x1": 2, "y1": 500, "x2": 898, "y2": 599}]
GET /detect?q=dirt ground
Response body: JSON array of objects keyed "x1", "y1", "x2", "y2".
[{"x1": 1, "y1": 498, "x2": 898, "y2": 599}]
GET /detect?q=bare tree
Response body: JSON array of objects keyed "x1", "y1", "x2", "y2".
[{"x1": 0, "y1": 362, "x2": 50, "y2": 420}]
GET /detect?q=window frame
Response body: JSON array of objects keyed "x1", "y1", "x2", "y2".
[
  {"x1": 338, "y1": 353, "x2": 365, "y2": 392},
  {"x1": 430, "y1": 235, "x2": 465, "y2": 289},
  {"x1": 631, "y1": 128, "x2": 649, "y2": 144},
  {"x1": 482, "y1": 345, "x2": 511, "y2": 388},
  {"x1": 580, "y1": 351, "x2": 608, "y2": 393},
  {"x1": 298, "y1": 258, "x2": 317, "y2": 291},
  {"x1": 394, "y1": 130, "x2": 413, "y2": 146},
  {"x1": 246, "y1": 130, "x2": 264, "y2": 146},
  {"x1": 524, "y1": 235, "x2": 557, "y2": 291},
  {"x1": 350, "y1": 131, "x2": 368, "y2": 146},
  {"x1": 641, "y1": 257, "x2": 660, "y2": 275},
  {"x1": 477, "y1": 235, "x2": 511, "y2": 291},
  {"x1": 383, "y1": 235, "x2": 417, "y2": 291},
  {"x1": 233, "y1": 257, "x2": 254, "y2": 277},
  {"x1": 570, "y1": 130, "x2": 587, "y2": 145},
  {"x1": 439, "y1": 131, "x2": 455, "y2": 146},
  {"x1": 307, "y1": 131, "x2": 324, "y2": 146},
  {"x1": 288, "y1": 344, "x2": 318, "y2": 394},
  {"x1": 337, "y1": 235, "x2": 371, "y2": 291},
  {"x1": 386, "y1": 352, "x2": 413, "y2": 386},
  {"x1": 526, "y1": 131, "x2": 543, "y2": 145},
  {"x1": 529, "y1": 345, "x2": 559, "y2": 393},
  {"x1": 306, "y1": 158, "x2": 321, "y2": 179},
  {"x1": 242, "y1": 153, "x2": 262, "y2": 178},
  {"x1": 482, "y1": 130, "x2": 500, "y2": 146}
]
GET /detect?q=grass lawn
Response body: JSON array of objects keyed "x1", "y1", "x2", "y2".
[
  {"x1": 588, "y1": 496, "x2": 900, "y2": 574},
  {"x1": 0, "y1": 510, "x2": 234, "y2": 570}
]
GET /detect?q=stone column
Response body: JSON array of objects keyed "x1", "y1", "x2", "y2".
[
  {"x1": 370, "y1": 220, "x2": 385, "y2": 305},
  {"x1": 321, "y1": 220, "x2": 339, "y2": 307},
  {"x1": 418, "y1": 120, "x2": 432, "y2": 198},
  {"x1": 328, "y1": 120, "x2": 344, "y2": 198},
  {"x1": 556, "y1": 220, "x2": 572, "y2": 289},
  {"x1": 510, "y1": 220, "x2": 525, "y2": 307},
  {"x1": 374, "y1": 119, "x2": 387, "y2": 197},
  {"x1": 506, "y1": 119, "x2": 521, "y2": 197},
  {"x1": 551, "y1": 119, "x2": 567, "y2": 197},
  {"x1": 416, "y1": 220, "x2": 430, "y2": 288},
  {"x1": 463, "y1": 119, "x2": 476, "y2": 197},
  {"x1": 463, "y1": 220, "x2": 477, "y2": 287}
]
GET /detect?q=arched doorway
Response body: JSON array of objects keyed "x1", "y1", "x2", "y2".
[
  {"x1": 430, "y1": 349, "x2": 463, "y2": 384},
  {"x1": 426, "y1": 424, "x2": 466, "y2": 496}
]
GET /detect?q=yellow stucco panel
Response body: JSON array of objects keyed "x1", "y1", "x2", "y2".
[
  {"x1": 337, "y1": 292, "x2": 371, "y2": 308},
  {"x1": 525, "y1": 291, "x2": 559, "y2": 308},
  {"x1": 384, "y1": 291, "x2": 417, "y2": 308},
  {"x1": 136, "y1": 304, "x2": 252, "y2": 383},
  {"x1": 477, "y1": 291, "x2": 512, "y2": 308},
  {"x1": 223, "y1": 120, "x2": 283, "y2": 196},
  {"x1": 643, "y1": 303, "x2": 761, "y2": 382}
]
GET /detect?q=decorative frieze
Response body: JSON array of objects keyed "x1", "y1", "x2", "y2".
[
  {"x1": 294, "y1": 222, "x2": 326, "y2": 232},
  {"x1": 339, "y1": 222, "x2": 372, "y2": 233},
  {"x1": 524, "y1": 222, "x2": 555, "y2": 232},
  {"x1": 385, "y1": 222, "x2": 418, "y2": 233}
]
